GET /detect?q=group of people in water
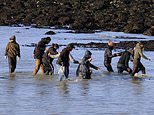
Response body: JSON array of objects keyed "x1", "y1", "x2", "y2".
[{"x1": 5, "y1": 35, "x2": 151, "y2": 81}]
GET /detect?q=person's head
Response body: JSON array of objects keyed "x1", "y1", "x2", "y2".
[
  {"x1": 136, "y1": 42, "x2": 144, "y2": 49},
  {"x1": 84, "y1": 50, "x2": 92, "y2": 59},
  {"x1": 53, "y1": 43, "x2": 59, "y2": 50},
  {"x1": 41, "y1": 37, "x2": 51, "y2": 44},
  {"x1": 67, "y1": 43, "x2": 75, "y2": 51},
  {"x1": 108, "y1": 40, "x2": 114, "y2": 47},
  {"x1": 126, "y1": 47, "x2": 133, "y2": 54},
  {"x1": 139, "y1": 42, "x2": 144, "y2": 49},
  {"x1": 10, "y1": 35, "x2": 16, "y2": 42}
]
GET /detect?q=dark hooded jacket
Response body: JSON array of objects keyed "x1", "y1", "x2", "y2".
[
  {"x1": 33, "y1": 37, "x2": 51, "y2": 59},
  {"x1": 76, "y1": 50, "x2": 98, "y2": 79},
  {"x1": 56, "y1": 46, "x2": 73, "y2": 66},
  {"x1": 117, "y1": 50, "x2": 131, "y2": 68}
]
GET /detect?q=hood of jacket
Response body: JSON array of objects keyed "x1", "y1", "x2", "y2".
[{"x1": 84, "y1": 50, "x2": 92, "y2": 59}]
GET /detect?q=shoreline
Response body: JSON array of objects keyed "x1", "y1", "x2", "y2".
[{"x1": 23, "y1": 40, "x2": 154, "y2": 51}]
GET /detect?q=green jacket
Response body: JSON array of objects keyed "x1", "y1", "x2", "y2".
[
  {"x1": 133, "y1": 43, "x2": 148, "y2": 61},
  {"x1": 5, "y1": 41, "x2": 20, "y2": 58}
]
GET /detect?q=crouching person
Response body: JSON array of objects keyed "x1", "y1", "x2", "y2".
[
  {"x1": 76, "y1": 50, "x2": 99, "y2": 79},
  {"x1": 117, "y1": 47, "x2": 133, "y2": 74},
  {"x1": 56, "y1": 44, "x2": 78, "y2": 81},
  {"x1": 42, "y1": 43, "x2": 60, "y2": 75}
]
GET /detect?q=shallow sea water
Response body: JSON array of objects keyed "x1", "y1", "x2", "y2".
[{"x1": 0, "y1": 26, "x2": 154, "y2": 115}]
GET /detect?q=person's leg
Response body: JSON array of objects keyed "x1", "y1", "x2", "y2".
[
  {"x1": 33, "y1": 59, "x2": 41, "y2": 75},
  {"x1": 58, "y1": 65, "x2": 64, "y2": 81},
  {"x1": 117, "y1": 67, "x2": 123, "y2": 73},
  {"x1": 138, "y1": 62, "x2": 146, "y2": 74},
  {"x1": 40, "y1": 64, "x2": 45, "y2": 74},
  {"x1": 11, "y1": 57, "x2": 17, "y2": 73},
  {"x1": 131, "y1": 60, "x2": 139, "y2": 76},
  {"x1": 85, "y1": 70, "x2": 92, "y2": 79},
  {"x1": 64, "y1": 66, "x2": 69, "y2": 79},
  {"x1": 8, "y1": 57, "x2": 13, "y2": 73},
  {"x1": 49, "y1": 63, "x2": 54, "y2": 75},
  {"x1": 126, "y1": 67, "x2": 132, "y2": 74},
  {"x1": 106, "y1": 65, "x2": 114, "y2": 72}
]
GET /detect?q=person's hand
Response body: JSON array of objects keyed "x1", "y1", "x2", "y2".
[
  {"x1": 130, "y1": 59, "x2": 133, "y2": 62},
  {"x1": 115, "y1": 53, "x2": 121, "y2": 56},
  {"x1": 4, "y1": 56, "x2": 7, "y2": 59},
  {"x1": 148, "y1": 58, "x2": 151, "y2": 61},
  {"x1": 97, "y1": 67, "x2": 101, "y2": 70},
  {"x1": 74, "y1": 60, "x2": 79, "y2": 64}
]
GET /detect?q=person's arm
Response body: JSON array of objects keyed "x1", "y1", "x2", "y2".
[
  {"x1": 89, "y1": 62, "x2": 99, "y2": 70},
  {"x1": 49, "y1": 52, "x2": 60, "y2": 58},
  {"x1": 113, "y1": 52, "x2": 122, "y2": 57},
  {"x1": 5, "y1": 43, "x2": 10, "y2": 56},
  {"x1": 138, "y1": 49, "x2": 150, "y2": 60},
  {"x1": 69, "y1": 54, "x2": 79, "y2": 63},
  {"x1": 17, "y1": 43, "x2": 20, "y2": 57}
]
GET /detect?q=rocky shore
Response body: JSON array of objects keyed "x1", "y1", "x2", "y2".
[
  {"x1": 0, "y1": 0, "x2": 153, "y2": 36},
  {"x1": 73, "y1": 40, "x2": 154, "y2": 51},
  {"x1": 23, "y1": 40, "x2": 154, "y2": 51}
]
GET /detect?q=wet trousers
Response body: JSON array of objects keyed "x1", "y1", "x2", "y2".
[
  {"x1": 104, "y1": 63, "x2": 114, "y2": 72},
  {"x1": 42, "y1": 59, "x2": 54, "y2": 75},
  {"x1": 8, "y1": 56, "x2": 17, "y2": 73},
  {"x1": 117, "y1": 65, "x2": 132, "y2": 74},
  {"x1": 43, "y1": 63, "x2": 54, "y2": 75},
  {"x1": 58, "y1": 65, "x2": 69, "y2": 81},
  {"x1": 132, "y1": 60, "x2": 145, "y2": 76},
  {"x1": 33, "y1": 59, "x2": 45, "y2": 75}
]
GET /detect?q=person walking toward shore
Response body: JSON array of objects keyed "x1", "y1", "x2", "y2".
[
  {"x1": 76, "y1": 50, "x2": 100, "y2": 79},
  {"x1": 33, "y1": 37, "x2": 51, "y2": 75},
  {"x1": 117, "y1": 47, "x2": 133, "y2": 74},
  {"x1": 131, "y1": 42, "x2": 151, "y2": 76},
  {"x1": 5, "y1": 35, "x2": 20, "y2": 73},
  {"x1": 56, "y1": 43, "x2": 78, "y2": 81},
  {"x1": 104, "y1": 40, "x2": 119, "y2": 72}
]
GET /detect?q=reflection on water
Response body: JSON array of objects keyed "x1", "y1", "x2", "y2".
[{"x1": 0, "y1": 68, "x2": 154, "y2": 115}]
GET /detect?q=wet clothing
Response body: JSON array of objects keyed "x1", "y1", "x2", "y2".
[
  {"x1": 33, "y1": 37, "x2": 51, "y2": 59},
  {"x1": 33, "y1": 59, "x2": 45, "y2": 75},
  {"x1": 57, "y1": 47, "x2": 78, "y2": 80},
  {"x1": 5, "y1": 41, "x2": 20, "y2": 73},
  {"x1": 33, "y1": 37, "x2": 51, "y2": 75},
  {"x1": 104, "y1": 46, "x2": 117, "y2": 72},
  {"x1": 117, "y1": 51, "x2": 132, "y2": 74},
  {"x1": 42, "y1": 46, "x2": 59, "y2": 75},
  {"x1": 76, "y1": 50, "x2": 98, "y2": 79},
  {"x1": 5, "y1": 41, "x2": 20, "y2": 58},
  {"x1": 57, "y1": 47, "x2": 72, "y2": 67},
  {"x1": 131, "y1": 43, "x2": 149, "y2": 76}
]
